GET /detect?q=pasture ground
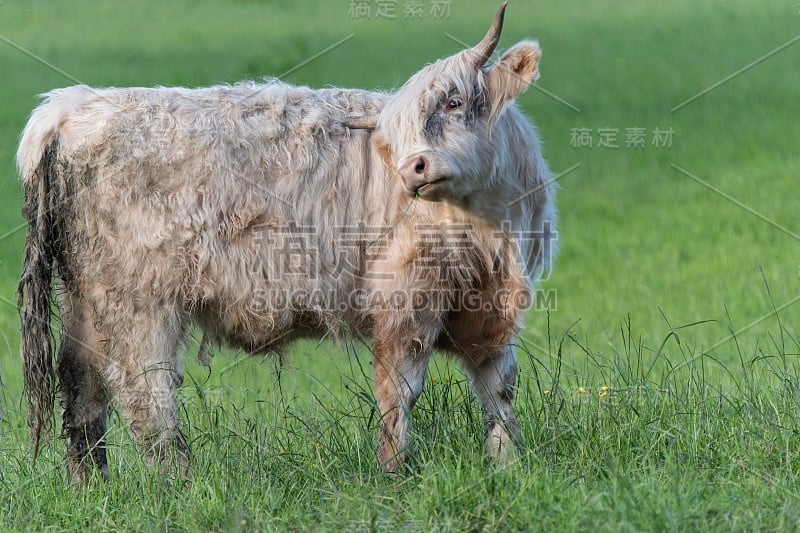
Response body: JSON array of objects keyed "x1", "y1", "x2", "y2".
[{"x1": 1, "y1": 0, "x2": 799, "y2": 530}]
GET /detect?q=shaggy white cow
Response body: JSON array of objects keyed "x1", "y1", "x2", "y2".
[{"x1": 17, "y1": 2, "x2": 556, "y2": 484}]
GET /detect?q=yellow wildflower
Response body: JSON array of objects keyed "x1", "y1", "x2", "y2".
[{"x1": 578, "y1": 386, "x2": 586, "y2": 394}]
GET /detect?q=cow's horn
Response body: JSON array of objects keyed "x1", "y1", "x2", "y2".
[{"x1": 472, "y1": 1, "x2": 507, "y2": 66}]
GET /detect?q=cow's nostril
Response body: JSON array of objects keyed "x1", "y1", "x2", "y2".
[{"x1": 414, "y1": 157, "x2": 427, "y2": 175}]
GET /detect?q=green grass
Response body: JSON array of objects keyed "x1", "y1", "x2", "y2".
[{"x1": 1, "y1": 0, "x2": 800, "y2": 530}]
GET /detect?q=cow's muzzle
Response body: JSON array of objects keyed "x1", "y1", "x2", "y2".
[{"x1": 398, "y1": 155, "x2": 450, "y2": 198}]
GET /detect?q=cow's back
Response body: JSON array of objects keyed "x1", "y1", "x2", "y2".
[{"x1": 30, "y1": 82, "x2": 391, "y2": 351}]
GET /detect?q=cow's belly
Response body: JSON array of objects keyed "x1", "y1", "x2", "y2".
[{"x1": 194, "y1": 270, "x2": 374, "y2": 354}]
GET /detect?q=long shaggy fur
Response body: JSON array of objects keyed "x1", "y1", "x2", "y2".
[{"x1": 17, "y1": 4, "x2": 557, "y2": 479}]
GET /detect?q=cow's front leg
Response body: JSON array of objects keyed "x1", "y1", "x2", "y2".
[
  {"x1": 464, "y1": 346, "x2": 521, "y2": 464},
  {"x1": 373, "y1": 326, "x2": 433, "y2": 473}
]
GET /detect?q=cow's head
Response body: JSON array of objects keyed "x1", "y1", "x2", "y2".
[{"x1": 372, "y1": 1, "x2": 541, "y2": 202}]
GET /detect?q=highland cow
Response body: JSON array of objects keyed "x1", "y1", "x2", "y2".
[{"x1": 17, "y1": 2, "x2": 556, "y2": 484}]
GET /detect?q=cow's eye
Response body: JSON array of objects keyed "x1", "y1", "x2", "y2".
[{"x1": 446, "y1": 97, "x2": 464, "y2": 111}]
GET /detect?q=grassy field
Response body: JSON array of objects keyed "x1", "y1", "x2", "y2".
[{"x1": 1, "y1": 0, "x2": 800, "y2": 530}]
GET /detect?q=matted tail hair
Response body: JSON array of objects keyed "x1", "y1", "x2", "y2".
[{"x1": 17, "y1": 140, "x2": 60, "y2": 461}]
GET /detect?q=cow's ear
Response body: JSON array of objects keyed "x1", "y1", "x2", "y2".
[
  {"x1": 485, "y1": 40, "x2": 541, "y2": 113},
  {"x1": 345, "y1": 114, "x2": 378, "y2": 130}
]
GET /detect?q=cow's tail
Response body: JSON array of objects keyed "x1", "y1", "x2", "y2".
[{"x1": 16, "y1": 87, "x2": 87, "y2": 460}]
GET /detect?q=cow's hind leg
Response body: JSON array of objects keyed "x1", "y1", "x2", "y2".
[
  {"x1": 463, "y1": 347, "x2": 521, "y2": 464},
  {"x1": 105, "y1": 310, "x2": 188, "y2": 478},
  {"x1": 57, "y1": 294, "x2": 110, "y2": 485}
]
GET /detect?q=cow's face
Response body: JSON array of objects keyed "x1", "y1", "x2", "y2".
[{"x1": 374, "y1": 2, "x2": 541, "y2": 202}]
